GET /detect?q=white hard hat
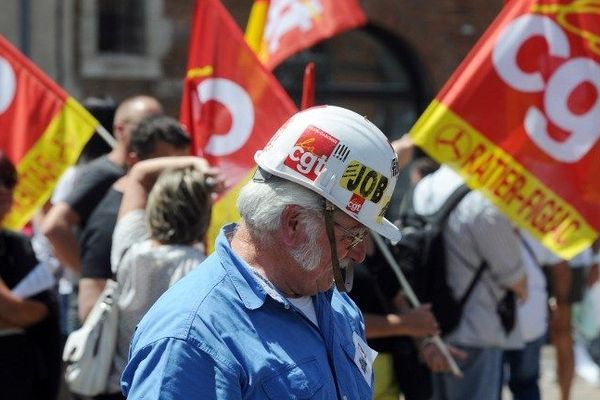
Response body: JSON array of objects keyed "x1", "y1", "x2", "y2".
[{"x1": 255, "y1": 105, "x2": 401, "y2": 243}]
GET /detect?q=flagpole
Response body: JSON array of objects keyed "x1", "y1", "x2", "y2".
[
  {"x1": 95, "y1": 124, "x2": 116, "y2": 148},
  {"x1": 301, "y1": 62, "x2": 315, "y2": 110},
  {"x1": 244, "y1": 0, "x2": 270, "y2": 53},
  {"x1": 371, "y1": 232, "x2": 463, "y2": 377}
]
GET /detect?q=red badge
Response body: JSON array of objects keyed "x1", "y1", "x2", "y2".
[
  {"x1": 284, "y1": 125, "x2": 339, "y2": 181},
  {"x1": 346, "y1": 193, "x2": 365, "y2": 214}
]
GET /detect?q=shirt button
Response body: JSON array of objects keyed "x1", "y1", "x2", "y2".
[
  {"x1": 284, "y1": 303, "x2": 290, "y2": 309},
  {"x1": 342, "y1": 396, "x2": 348, "y2": 400}
]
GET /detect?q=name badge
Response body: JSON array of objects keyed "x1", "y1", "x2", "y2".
[{"x1": 352, "y1": 331, "x2": 377, "y2": 387}]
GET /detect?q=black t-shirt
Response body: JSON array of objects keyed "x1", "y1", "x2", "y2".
[
  {"x1": 65, "y1": 156, "x2": 125, "y2": 227},
  {"x1": 79, "y1": 188, "x2": 123, "y2": 279},
  {"x1": 0, "y1": 230, "x2": 61, "y2": 399},
  {"x1": 349, "y1": 249, "x2": 401, "y2": 353}
]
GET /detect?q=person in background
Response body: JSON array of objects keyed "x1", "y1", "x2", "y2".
[
  {"x1": 413, "y1": 165, "x2": 527, "y2": 400},
  {"x1": 121, "y1": 105, "x2": 402, "y2": 399},
  {"x1": 408, "y1": 157, "x2": 439, "y2": 186},
  {"x1": 349, "y1": 236, "x2": 442, "y2": 400},
  {"x1": 77, "y1": 115, "x2": 192, "y2": 322},
  {"x1": 32, "y1": 95, "x2": 117, "y2": 338},
  {"x1": 0, "y1": 150, "x2": 62, "y2": 400},
  {"x1": 351, "y1": 135, "x2": 445, "y2": 400},
  {"x1": 502, "y1": 230, "x2": 563, "y2": 400},
  {"x1": 548, "y1": 245, "x2": 597, "y2": 400},
  {"x1": 41, "y1": 95, "x2": 163, "y2": 273},
  {"x1": 107, "y1": 156, "x2": 219, "y2": 397}
]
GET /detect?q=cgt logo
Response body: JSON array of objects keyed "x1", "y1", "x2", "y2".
[
  {"x1": 284, "y1": 125, "x2": 339, "y2": 181},
  {"x1": 346, "y1": 193, "x2": 365, "y2": 214},
  {"x1": 340, "y1": 161, "x2": 388, "y2": 204}
]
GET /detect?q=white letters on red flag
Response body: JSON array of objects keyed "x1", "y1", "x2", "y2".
[
  {"x1": 410, "y1": 0, "x2": 600, "y2": 258},
  {"x1": 180, "y1": 0, "x2": 297, "y2": 250},
  {"x1": 259, "y1": 0, "x2": 366, "y2": 70}
]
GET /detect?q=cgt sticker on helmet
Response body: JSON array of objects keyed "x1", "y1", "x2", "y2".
[
  {"x1": 340, "y1": 161, "x2": 388, "y2": 204},
  {"x1": 346, "y1": 193, "x2": 365, "y2": 215},
  {"x1": 284, "y1": 125, "x2": 339, "y2": 181}
]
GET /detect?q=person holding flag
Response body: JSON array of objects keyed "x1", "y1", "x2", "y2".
[{"x1": 122, "y1": 105, "x2": 401, "y2": 399}]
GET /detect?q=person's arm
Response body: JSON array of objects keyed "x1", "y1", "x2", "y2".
[
  {"x1": 0, "y1": 278, "x2": 48, "y2": 328},
  {"x1": 363, "y1": 304, "x2": 439, "y2": 339},
  {"x1": 509, "y1": 274, "x2": 528, "y2": 302},
  {"x1": 391, "y1": 134, "x2": 414, "y2": 170},
  {"x1": 78, "y1": 278, "x2": 107, "y2": 321},
  {"x1": 419, "y1": 339, "x2": 468, "y2": 374},
  {"x1": 119, "y1": 156, "x2": 220, "y2": 220},
  {"x1": 40, "y1": 202, "x2": 81, "y2": 272}
]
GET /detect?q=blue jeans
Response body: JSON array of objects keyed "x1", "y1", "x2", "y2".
[
  {"x1": 432, "y1": 345, "x2": 504, "y2": 400},
  {"x1": 502, "y1": 335, "x2": 545, "y2": 400}
]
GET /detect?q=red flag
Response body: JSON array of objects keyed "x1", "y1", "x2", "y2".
[
  {"x1": 180, "y1": 0, "x2": 297, "y2": 250},
  {"x1": 0, "y1": 35, "x2": 97, "y2": 229},
  {"x1": 410, "y1": 0, "x2": 600, "y2": 259},
  {"x1": 256, "y1": 0, "x2": 366, "y2": 70}
]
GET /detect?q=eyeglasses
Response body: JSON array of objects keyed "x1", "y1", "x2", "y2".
[{"x1": 333, "y1": 221, "x2": 368, "y2": 251}]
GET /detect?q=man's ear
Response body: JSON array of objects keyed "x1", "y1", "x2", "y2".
[
  {"x1": 279, "y1": 205, "x2": 305, "y2": 247},
  {"x1": 126, "y1": 152, "x2": 140, "y2": 169}
]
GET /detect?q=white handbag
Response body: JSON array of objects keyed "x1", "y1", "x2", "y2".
[{"x1": 63, "y1": 279, "x2": 120, "y2": 396}]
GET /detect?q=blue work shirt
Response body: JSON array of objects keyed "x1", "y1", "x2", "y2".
[{"x1": 121, "y1": 224, "x2": 375, "y2": 399}]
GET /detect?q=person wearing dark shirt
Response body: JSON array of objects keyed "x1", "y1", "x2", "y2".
[
  {"x1": 0, "y1": 150, "x2": 61, "y2": 400},
  {"x1": 349, "y1": 239, "x2": 439, "y2": 400},
  {"x1": 77, "y1": 116, "x2": 193, "y2": 327},
  {"x1": 41, "y1": 95, "x2": 163, "y2": 273}
]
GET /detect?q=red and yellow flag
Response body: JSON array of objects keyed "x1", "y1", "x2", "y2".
[
  {"x1": 180, "y1": 0, "x2": 297, "y2": 250},
  {"x1": 250, "y1": 0, "x2": 366, "y2": 70},
  {"x1": 410, "y1": 0, "x2": 600, "y2": 259},
  {"x1": 0, "y1": 35, "x2": 97, "y2": 229}
]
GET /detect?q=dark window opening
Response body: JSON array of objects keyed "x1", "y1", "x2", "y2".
[{"x1": 98, "y1": 0, "x2": 146, "y2": 55}]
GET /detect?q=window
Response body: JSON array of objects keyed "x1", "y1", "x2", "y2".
[
  {"x1": 98, "y1": 0, "x2": 146, "y2": 55},
  {"x1": 80, "y1": 0, "x2": 169, "y2": 79}
]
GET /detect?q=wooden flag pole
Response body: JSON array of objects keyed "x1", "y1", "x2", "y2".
[{"x1": 301, "y1": 62, "x2": 316, "y2": 110}]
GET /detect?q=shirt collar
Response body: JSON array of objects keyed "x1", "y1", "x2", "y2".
[{"x1": 216, "y1": 223, "x2": 285, "y2": 310}]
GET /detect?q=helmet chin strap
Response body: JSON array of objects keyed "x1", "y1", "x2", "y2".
[{"x1": 324, "y1": 200, "x2": 353, "y2": 292}]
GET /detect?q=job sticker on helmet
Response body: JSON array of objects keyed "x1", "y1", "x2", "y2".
[
  {"x1": 339, "y1": 161, "x2": 389, "y2": 204},
  {"x1": 284, "y1": 125, "x2": 339, "y2": 181}
]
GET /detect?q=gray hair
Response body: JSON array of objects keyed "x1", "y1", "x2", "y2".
[
  {"x1": 237, "y1": 175, "x2": 325, "y2": 270},
  {"x1": 146, "y1": 167, "x2": 212, "y2": 245},
  {"x1": 237, "y1": 175, "x2": 323, "y2": 233}
]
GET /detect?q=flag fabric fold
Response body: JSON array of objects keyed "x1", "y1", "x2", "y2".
[
  {"x1": 180, "y1": 0, "x2": 297, "y2": 251},
  {"x1": 410, "y1": 0, "x2": 600, "y2": 259},
  {"x1": 256, "y1": 0, "x2": 366, "y2": 70},
  {"x1": 0, "y1": 35, "x2": 98, "y2": 229}
]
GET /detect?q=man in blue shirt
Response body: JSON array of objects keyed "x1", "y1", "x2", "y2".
[{"x1": 121, "y1": 106, "x2": 403, "y2": 399}]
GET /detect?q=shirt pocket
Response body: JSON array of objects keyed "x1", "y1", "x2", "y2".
[{"x1": 261, "y1": 357, "x2": 324, "y2": 399}]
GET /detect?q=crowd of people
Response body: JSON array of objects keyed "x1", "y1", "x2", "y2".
[{"x1": 0, "y1": 95, "x2": 599, "y2": 400}]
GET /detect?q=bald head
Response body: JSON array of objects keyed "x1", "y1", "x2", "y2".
[{"x1": 114, "y1": 95, "x2": 163, "y2": 144}]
